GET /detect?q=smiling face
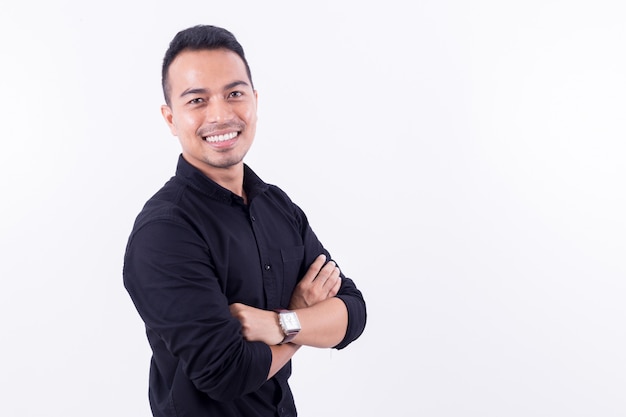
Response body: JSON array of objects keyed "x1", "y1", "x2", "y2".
[{"x1": 161, "y1": 48, "x2": 258, "y2": 179}]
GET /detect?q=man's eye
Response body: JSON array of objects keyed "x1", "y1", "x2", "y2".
[
  {"x1": 229, "y1": 91, "x2": 243, "y2": 98},
  {"x1": 189, "y1": 98, "x2": 204, "y2": 104}
]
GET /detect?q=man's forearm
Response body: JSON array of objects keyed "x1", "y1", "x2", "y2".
[
  {"x1": 291, "y1": 297, "x2": 348, "y2": 348},
  {"x1": 230, "y1": 298, "x2": 348, "y2": 348},
  {"x1": 268, "y1": 343, "x2": 301, "y2": 379}
]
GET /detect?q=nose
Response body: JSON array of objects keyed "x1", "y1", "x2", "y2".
[{"x1": 205, "y1": 98, "x2": 233, "y2": 124}]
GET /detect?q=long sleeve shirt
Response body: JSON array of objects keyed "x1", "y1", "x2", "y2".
[{"x1": 123, "y1": 155, "x2": 367, "y2": 417}]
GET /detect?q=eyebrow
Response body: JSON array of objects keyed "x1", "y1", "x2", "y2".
[{"x1": 179, "y1": 80, "x2": 251, "y2": 99}]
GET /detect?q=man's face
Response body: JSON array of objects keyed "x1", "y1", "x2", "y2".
[{"x1": 161, "y1": 48, "x2": 258, "y2": 177}]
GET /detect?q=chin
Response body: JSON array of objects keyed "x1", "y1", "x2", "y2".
[{"x1": 206, "y1": 155, "x2": 246, "y2": 169}]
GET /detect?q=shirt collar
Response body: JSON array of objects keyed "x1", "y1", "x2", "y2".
[{"x1": 175, "y1": 154, "x2": 269, "y2": 204}]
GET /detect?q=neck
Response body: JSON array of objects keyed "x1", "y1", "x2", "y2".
[
  {"x1": 208, "y1": 165, "x2": 245, "y2": 198},
  {"x1": 185, "y1": 155, "x2": 246, "y2": 199}
]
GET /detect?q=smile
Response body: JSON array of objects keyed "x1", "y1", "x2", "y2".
[{"x1": 203, "y1": 131, "x2": 239, "y2": 143}]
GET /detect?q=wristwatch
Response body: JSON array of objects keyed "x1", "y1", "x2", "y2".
[{"x1": 275, "y1": 309, "x2": 301, "y2": 344}]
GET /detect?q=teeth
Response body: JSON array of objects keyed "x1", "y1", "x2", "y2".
[{"x1": 204, "y1": 132, "x2": 238, "y2": 143}]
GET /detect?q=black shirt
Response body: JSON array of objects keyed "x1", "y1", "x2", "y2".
[{"x1": 123, "y1": 155, "x2": 367, "y2": 417}]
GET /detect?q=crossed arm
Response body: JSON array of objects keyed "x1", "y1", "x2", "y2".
[{"x1": 229, "y1": 254, "x2": 348, "y2": 379}]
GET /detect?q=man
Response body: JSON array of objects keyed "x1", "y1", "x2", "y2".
[{"x1": 123, "y1": 25, "x2": 367, "y2": 417}]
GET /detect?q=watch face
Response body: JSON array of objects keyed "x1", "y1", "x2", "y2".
[{"x1": 281, "y1": 312, "x2": 301, "y2": 332}]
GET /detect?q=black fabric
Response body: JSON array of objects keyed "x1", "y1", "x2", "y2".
[{"x1": 123, "y1": 155, "x2": 366, "y2": 417}]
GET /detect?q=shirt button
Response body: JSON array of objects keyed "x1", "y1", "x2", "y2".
[
  {"x1": 250, "y1": 215, "x2": 256, "y2": 221},
  {"x1": 264, "y1": 264, "x2": 271, "y2": 271}
]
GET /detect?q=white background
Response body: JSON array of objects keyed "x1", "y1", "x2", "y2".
[{"x1": 1, "y1": 1, "x2": 625, "y2": 416}]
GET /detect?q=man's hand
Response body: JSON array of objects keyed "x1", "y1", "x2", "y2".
[
  {"x1": 229, "y1": 303, "x2": 284, "y2": 345},
  {"x1": 289, "y1": 254, "x2": 341, "y2": 310}
]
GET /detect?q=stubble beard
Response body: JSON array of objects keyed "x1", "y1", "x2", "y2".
[{"x1": 204, "y1": 151, "x2": 246, "y2": 169}]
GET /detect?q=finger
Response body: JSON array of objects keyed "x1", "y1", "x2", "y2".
[
  {"x1": 312, "y1": 254, "x2": 327, "y2": 269},
  {"x1": 328, "y1": 272, "x2": 342, "y2": 297},
  {"x1": 314, "y1": 260, "x2": 336, "y2": 283},
  {"x1": 303, "y1": 254, "x2": 327, "y2": 283},
  {"x1": 321, "y1": 265, "x2": 340, "y2": 289}
]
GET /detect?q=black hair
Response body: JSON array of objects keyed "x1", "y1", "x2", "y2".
[{"x1": 161, "y1": 25, "x2": 253, "y2": 104}]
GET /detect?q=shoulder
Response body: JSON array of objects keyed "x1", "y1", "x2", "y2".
[
  {"x1": 129, "y1": 177, "x2": 196, "y2": 236},
  {"x1": 265, "y1": 183, "x2": 292, "y2": 203},
  {"x1": 260, "y1": 183, "x2": 302, "y2": 213}
]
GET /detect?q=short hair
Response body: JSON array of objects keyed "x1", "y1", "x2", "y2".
[{"x1": 161, "y1": 25, "x2": 254, "y2": 104}]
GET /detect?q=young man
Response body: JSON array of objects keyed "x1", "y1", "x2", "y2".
[{"x1": 123, "y1": 25, "x2": 367, "y2": 417}]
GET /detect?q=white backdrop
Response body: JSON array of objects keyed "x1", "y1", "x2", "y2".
[{"x1": 1, "y1": 1, "x2": 625, "y2": 416}]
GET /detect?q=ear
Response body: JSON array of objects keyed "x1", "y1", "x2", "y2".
[
  {"x1": 253, "y1": 90, "x2": 259, "y2": 119},
  {"x1": 161, "y1": 104, "x2": 178, "y2": 136}
]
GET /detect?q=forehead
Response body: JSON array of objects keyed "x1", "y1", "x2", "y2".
[{"x1": 167, "y1": 48, "x2": 250, "y2": 91}]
